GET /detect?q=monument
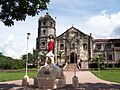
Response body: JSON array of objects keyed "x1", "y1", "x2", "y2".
[{"x1": 34, "y1": 52, "x2": 66, "y2": 89}]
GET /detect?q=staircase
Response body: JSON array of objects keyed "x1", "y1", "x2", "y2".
[{"x1": 63, "y1": 64, "x2": 80, "y2": 71}]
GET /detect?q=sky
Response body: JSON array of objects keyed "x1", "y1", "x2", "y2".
[{"x1": 1, "y1": 0, "x2": 120, "y2": 59}]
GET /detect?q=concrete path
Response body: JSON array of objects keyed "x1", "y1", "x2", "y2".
[
  {"x1": 0, "y1": 71, "x2": 120, "y2": 90},
  {"x1": 62, "y1": 71, "x2": 120, "y2": 90}
]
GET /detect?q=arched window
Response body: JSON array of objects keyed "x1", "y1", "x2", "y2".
[
  {"x1": 60, "y1": 44, "x2": 64, "y2": 50},
  {"x1": 72, "y1": 43, "x2": 75, "y2": 49},
  {"x1": 41, "y1": 42, "x2": 45, "y2": 47},
  {"x1": 83, "y1": 43, "x2": 87, "y2": 50},
  {"x1": 43, "y1": 30, "x2": 46, "y2": 35},
  {"x1": 43, "y1": 22, "x2": 46, "y2": 26}
]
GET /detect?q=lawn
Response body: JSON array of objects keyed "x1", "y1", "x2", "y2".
[
  {"x1": 1, "y1": 69, "x2": 120, "y2": 83},
  {"x1": 0, "y1": 70, "x2": 37, "y2": 82},
  {"x1": 92, "y1": 69, "x2": 120, "y2": 83}
]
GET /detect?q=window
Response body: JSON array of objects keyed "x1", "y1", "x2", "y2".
[
  {"x1": 83, "y1": 43, "x2": 87, "y2": 50},
  {"x1": 107, "y1": 54, "x2": 112, "y2": 60},
  {"x1": 43, "y1": 22, "x2": 46, "y2": 26},
  {"x1": 71, "y1": 43, "x2": 75, "y2": 49},
  {"x1": 43, "y1": 30, "x2": 46, "y2": 35},
  {"x1": 60, "y1": 44, "x2": 64, "y2": 50},
  {"x1": 115, "y1": 43, "x2": 120, "y2": 47},
  {"x1": 41, "y1": 42, "x2": 45, "y2": 47},
  {"x1": 96, "y1": 44, "x2": 101, "y2": 51},
  {"x1": 105, "y1": 43, "x2": 111, "y2": 49}
]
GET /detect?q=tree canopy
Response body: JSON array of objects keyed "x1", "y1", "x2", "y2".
[
  {"x1": 0, "y1": 54, "x2": 25, "y2": 70},
  {"x1": 0, "y1": 0, "x2": 50, "y2": 26}
]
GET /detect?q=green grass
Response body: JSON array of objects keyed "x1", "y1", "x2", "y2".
[
  {"x1": 91, "y1": 69, "x2": 120, "y2": 83},
  {"x1": 1, "y1": 69, "x2": 120, "y2": 83},
  {"x1": 0, "y1": 71, "x2": 37, "y2": 82}
]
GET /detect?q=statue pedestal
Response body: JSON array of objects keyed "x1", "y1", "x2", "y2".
[
  {"x1": 34, "y1": 64, "x2": 66, "y2": 89},
  {"x1": 34, "y1": 77, "x2": 57, "y2": 89},
  {"x1": 34, "y1": 77, "x2": 66, "y2": 89},
  {"x1": 56, "y1": 77, "x2": 66, "y2": 88}
]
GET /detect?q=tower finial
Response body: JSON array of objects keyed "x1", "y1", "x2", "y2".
[{"x1": 46, "y1": 12, "x2": 49, "y2": 15}]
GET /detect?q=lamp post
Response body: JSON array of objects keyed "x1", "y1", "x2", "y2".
[
  {"x1": 72, "y1": 37, "x2": 79, "y2": 88},
  {"x1": 22, "y1": 33, "x2": 31, "y2": 86},
  {"x1": 73, "y1": 45, "x2": 76, "y2": 76}
]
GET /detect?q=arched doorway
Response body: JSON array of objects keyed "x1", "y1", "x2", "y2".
[{"x1": 70, "y1": 52, "x2": 77, "y2": 63}]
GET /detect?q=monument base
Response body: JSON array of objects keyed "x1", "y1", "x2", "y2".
[{"x1": 34, "y1": 77, "x2": 66, "y2": 89}]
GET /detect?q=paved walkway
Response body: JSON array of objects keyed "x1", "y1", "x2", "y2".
[{"x1": 0, "y1": 71, "x2": 120, "y2": 90}]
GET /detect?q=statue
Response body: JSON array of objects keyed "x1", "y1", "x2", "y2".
[
  {"x1": 37, "y1": 56, "x2": 62, "y2": 79},
  {"x1": 48, "y1": 34, "x2": 54, "y2": 53},
  {"x1": 46, "y1": 50, "x2": 55, "y2": 64},
  {"x1": 34, "y1": 51, "x2": 66, "y2": 89}
]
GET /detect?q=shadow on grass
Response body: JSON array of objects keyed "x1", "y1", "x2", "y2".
[
  {"x1": 0, "y1": 83, "x2": 25, "y2": 90},
  {"x1": 53, "y1": 83, "x2": 120, "y2": 90},
  {"x1": 0, "y1": 83, "x2": 120, "y2": 90}
]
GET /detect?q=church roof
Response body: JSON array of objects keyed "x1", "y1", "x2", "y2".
[
  {"x1": 57, "y1": 26, "x2": 90, "y2": 38},
  {"x1": 94, "y1": 38, "x2": 120, "y2": 42},
  {"x1": 94, "y1": 39, "x2": 111, "y2": 42}
]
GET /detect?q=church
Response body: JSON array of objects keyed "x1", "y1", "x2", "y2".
[{"x1": 35, "y1": 12, "x2": 120, "y2": 67}]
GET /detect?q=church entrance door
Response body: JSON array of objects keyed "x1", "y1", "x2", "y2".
[{"x1": 70, "y1": 52, "x2": 77, "y2": 63}]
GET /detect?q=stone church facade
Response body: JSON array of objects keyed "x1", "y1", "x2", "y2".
[
  {"x1": 56, "y1": 27, "x2": 93, "y2": 63},
  {"x1": 35, "y1": 13, "x2": 120, "y2": 65},
  {"x1": 35, "y1": 13, "x2": 93, "y2": 64}
]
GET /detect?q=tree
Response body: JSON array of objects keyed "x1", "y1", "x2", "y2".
[
  {"x1": 92, "y1": 55, "x2": 105, "y2": 63},
  {"x1": 92, "y1": 54, "x2": 105, "y2": 70},
  {"x1": 0, "y1": 0, "x2": 50, "y2": 26},
  {"x1": 0, "y1": 54, "x2": 25, "y2": 70},
  {"x1": 21, "y1": 52, "x2": 39, "y2": 67}
]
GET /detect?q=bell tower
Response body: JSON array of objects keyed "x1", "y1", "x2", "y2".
[{"x1": 36, "y1": 12, "x2": 56, "y2": 55}]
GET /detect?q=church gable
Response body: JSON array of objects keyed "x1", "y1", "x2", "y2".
[{"x1": 57, "y1": 26, "x2": 89, "y2": 40}]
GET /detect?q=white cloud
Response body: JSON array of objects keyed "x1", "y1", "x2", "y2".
[
  {"x1": 0, "y1": 35, "x2": 15, "y2": 57},
  {"x1": 0, "y1": 34, "x2": 35, "y2": 59},
  {"x1": 84, "y1": 11, "x2": 120, "y2": 38},
  {"x1": 109, "y1": 26, "x2": 120, "y2": 38}
]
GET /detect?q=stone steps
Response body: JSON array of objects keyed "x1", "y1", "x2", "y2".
[{"x1": 63, "y1": 64, "x2": 80, "y2": 71}]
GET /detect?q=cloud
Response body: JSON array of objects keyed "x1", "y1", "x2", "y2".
[
  {"x1": 0, "y1": 15, "x2": 37, "y2": 59},
  {"x1": 0, "y1": 35, "x2": 15, "y2": 50},
  {"x1": 0, "y1": 35, "x2": 15, "y2": 57},
  {"x1": 0, "y1": 34, "x2": 35, "y2": 59},
  {"x1": 109, "y1": 26, "x2": 120, "y2": 38},
  {"x1": 84, "y1": 11, "x2": 120, "y2": 39}
]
